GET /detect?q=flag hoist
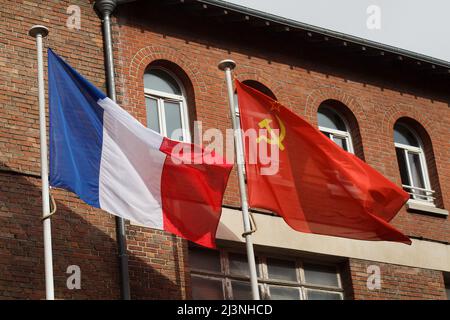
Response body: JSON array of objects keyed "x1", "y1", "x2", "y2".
[{"x1": 218, "y1": 60, "x2": 260, "y2": 300}]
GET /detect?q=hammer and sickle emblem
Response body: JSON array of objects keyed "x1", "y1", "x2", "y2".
[{"x1": 256, "y1": 115, "x2": 286, "y2": 150}]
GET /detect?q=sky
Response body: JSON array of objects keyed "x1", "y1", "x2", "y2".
[{"x1": 223, "y1": 0, "x2": 450, "y2": 63}]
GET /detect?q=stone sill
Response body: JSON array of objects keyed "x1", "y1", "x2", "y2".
[{"x1": 406, "y1": 201, "x2": 448, "y2": 217}]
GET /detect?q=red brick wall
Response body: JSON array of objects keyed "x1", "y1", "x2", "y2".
[
  {"x1": 112, "y1": 2, "x2": 449, "y2": 300},
  {"x1": 0, "y1": 0, "x2": 124, "y2": 299},
  {"x1": 0, "y1": 0, "x2": 190, "y2": 299},
  {"x1": 126, "y1": 226, "x2": 190, "y2": 299},
  {"x1": 114, "y1": 2, "x2": 450, "y2": 245},
  {"x1": 0, "y1": 0, "x2": 106, "y2": 176},
  {"x1": 0, "y1": 171, "x2": 121, "y2": 299},
  {"x1": 0, "y1": 0, "x2": 448, "y2": 300},
  {"x1": 348, "y1": 258, "x2": 447, "y2": 300}
]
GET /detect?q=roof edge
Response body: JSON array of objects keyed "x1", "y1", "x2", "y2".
[{"x1": 198, "y1": 0, "x2": 450, "y2": 68}]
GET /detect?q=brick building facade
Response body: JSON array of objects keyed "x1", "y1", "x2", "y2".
[{"x1": 0, "y1": 0, "x2": 449, "y2": 299}]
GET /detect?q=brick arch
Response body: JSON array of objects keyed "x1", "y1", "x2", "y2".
[
  {"x1": 129, "y1": 45, "x2": 207, "y2": 94},
  {"x1": 381, "y1": 104, "x2": 437, "y2": 141},
  {"x1": 305, "y1": 86, "x2": 367, "y2": 127}
]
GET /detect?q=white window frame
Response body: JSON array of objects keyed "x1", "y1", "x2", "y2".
[
  {"x1": 394, "y1": 124, "x2": 435, "y2": 206},
  {"x1": 144, "y1": 67, "x2": 191, "y2": 142},
  {"x1": 318, "y1": 107, "x2": 355, "y2": 154},
  {"x1": 189, "y1": 247, "x2": 344, "y2": 300}
]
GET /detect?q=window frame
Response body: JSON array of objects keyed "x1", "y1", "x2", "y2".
[
  {"x1": 144, "y1": 66, "x2": 191, "y2": 142},
  {"x1": 394, "y1": 123, "x2": 435, "y2": 206},
  {"x1": 189, "y1": 247, "x2": 344, "y2": 300},
  {"x1": 317, "y1": 106, "x2": 355, "y2": 154}
]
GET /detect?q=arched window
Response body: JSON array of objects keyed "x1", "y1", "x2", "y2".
[
  {"x1": 394, "y1": 122, "x2": 434, "y2": 205},
  {"x1": 317, "y1": 104, "x2": 354, "y2": 154},
  {"x1": 144, "y1": 67, "x2": 190, "y2": 142}
]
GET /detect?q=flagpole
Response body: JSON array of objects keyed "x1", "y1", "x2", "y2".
[
  {"x1": 28, "y1": 25, "x2": 55, "y2": 300},
  {"x1": 219, "y1": 60, "x2": 260, "y2": 300}
]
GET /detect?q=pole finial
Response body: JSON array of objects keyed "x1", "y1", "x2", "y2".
[
  {"x1": 28, "y1": 25, "x2": 49, "y2": 38},
  {"x1": 95, "y1": 0, "x2": 118, "y2": 16},
  {"x1": 218, "y1": 59, "x2": 236, "y2": 71}
]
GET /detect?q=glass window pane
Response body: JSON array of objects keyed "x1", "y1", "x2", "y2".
[
  {"x1": 191, "y1": 276, "x2": 224, "y2": 300},
  {"x1": 446, "y1": 286, "x2": 450, "y2": 300},
  {"x1": 306, "y1": 289, "x2": 342, "y2": 300},
  {"x1": 396, "y1": 148, "x2": 411, "y2": 186},
  {"x1": 229, "y1": 253, "x2": 259, "y2": 277},
  {"x1": 145, "y1": 97, "x2": 160, "y2": 133},
  {"x1": 144, "y1": 69, "x2": 181, "y2": 95},
  {"x1": 303, "y1": 263, "x2": 339, "y2": 287},
  {"x1": 394, "y1": 124, "x2": 419, "y2": 147},
  {"x1": 189, "y1": 247, "x2": 221, "y2": 273},
  {"x1": 317, "y1": 107, "x2": 347, "y2": 131},
  {"x1": 164, "y1": 100, "x2": 184, "y2": 141},
  {"x1": 333, "y1": 136, "x2": 348, "y2": 151},
  {"x1": 266, "y1": 258, "x2": 297, "y2": 282},
  {"x1": 407, "y1": 152, "x2": 428, "y2": 201},
  {"x1": 231, "y1": 281, "x2": 253, "y2": 300},
  {"x1": 408, "y1": 152, "x2": 425, "y2": 189},
  {"x1": 268, "y1": 286, "x2": 300, "y2": 300}
]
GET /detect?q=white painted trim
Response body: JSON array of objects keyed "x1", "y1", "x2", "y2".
[
  {"x1": 407, "y1": 198, "x2": 436, "y2": 207},
  {"x1": 158, "y1": 97, "x2": 165, "y2": 136},
  {"x1": 144, "y1": 88, "x2": 183, "y2": 101},
  {"x1": 394, "y1": 142, "x2": 421, "y2": 153},
  {"x1": 217, "y1": 208, "x2": 450, "y2": 272},
  {"x1": 318, "y1": 126, "x2": 349, "y2": 138},
  {"x1": 406, "y1": 201, "x2": 448, "y2": 216}
]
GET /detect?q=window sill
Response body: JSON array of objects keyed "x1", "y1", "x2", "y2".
[{"x1": 406, "y1": 201, "x2": 448, "y2": 217}]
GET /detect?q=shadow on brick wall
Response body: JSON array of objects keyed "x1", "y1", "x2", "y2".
[{"x1": 0, "y1": 164, "x2": 188, "y2": 300}]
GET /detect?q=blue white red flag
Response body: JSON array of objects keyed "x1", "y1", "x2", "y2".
[{"x1": 48, "y1": 49, "x2": 232, "y2": 248}]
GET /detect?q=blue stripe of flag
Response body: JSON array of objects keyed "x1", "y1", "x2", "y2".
[{"x1": 48, "y1": 48, "x2": 107, "y2": 207}]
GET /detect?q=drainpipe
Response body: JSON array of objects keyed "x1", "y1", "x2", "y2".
[{"x1": 94, "y1": 0, "x2": 131, "y2": 300}]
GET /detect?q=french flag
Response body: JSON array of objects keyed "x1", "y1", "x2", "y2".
[{"x1": 48, "y1": 49, "x2": 232, "y2": 248}]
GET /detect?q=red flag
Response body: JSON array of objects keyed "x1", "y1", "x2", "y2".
[
  {"x1": 159, "y1": 139, "x2": 233, "y2": 248},
  {"x1": 236, "y1": 80, "x2": 411, "y2": 244}
]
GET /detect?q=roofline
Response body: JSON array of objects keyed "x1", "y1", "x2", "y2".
[{"x1": 197, "y1": 0, "x2": 450, "y2": 68}]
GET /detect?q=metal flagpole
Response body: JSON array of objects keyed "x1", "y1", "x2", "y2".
[
  {"x1": 218, "y1": 60, "x2": 260, "y2": 300},
  {"x1": 28, "y1": 25, "x2": 55, "y2": 300}
]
